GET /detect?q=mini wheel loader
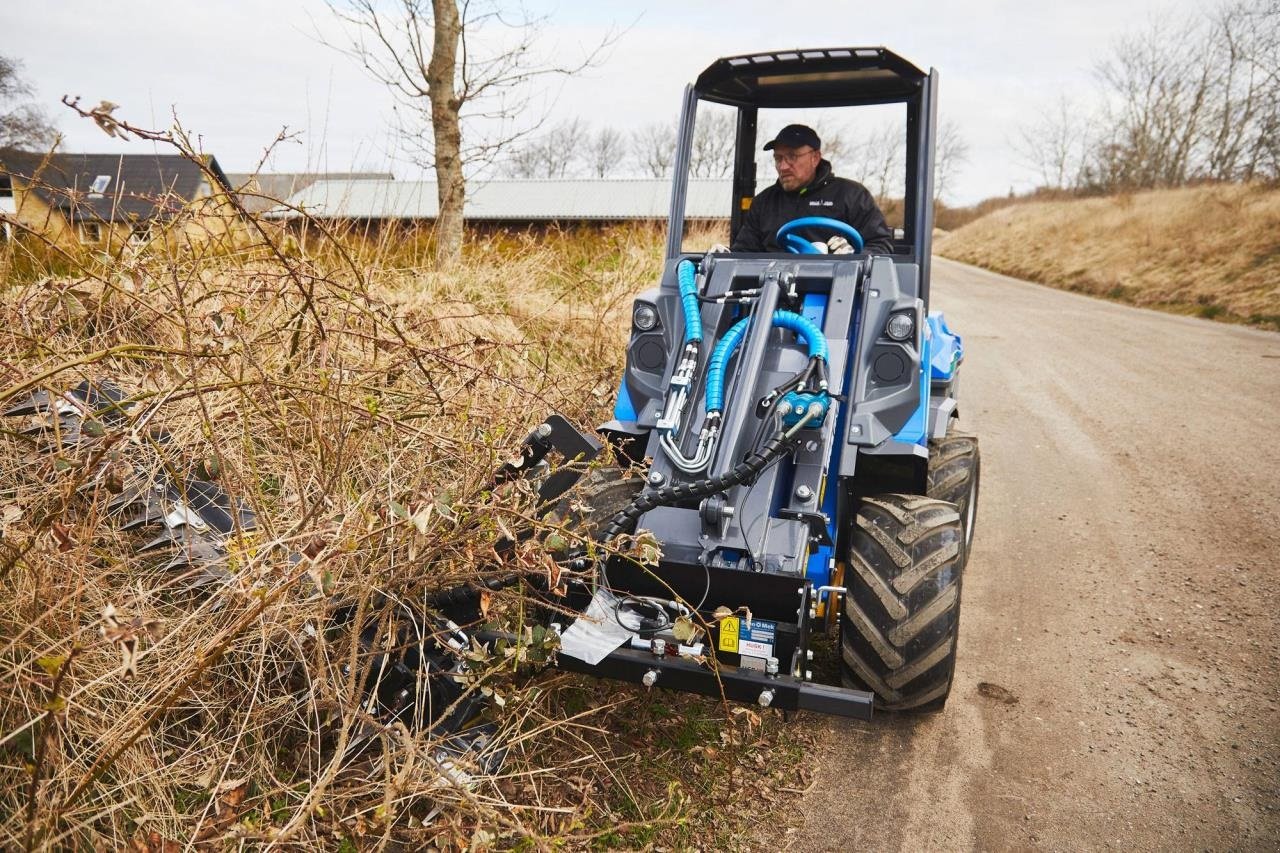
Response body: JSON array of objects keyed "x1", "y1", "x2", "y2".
[{"x1": 533, "y1": 46, "x2": 981, "y2": 717}]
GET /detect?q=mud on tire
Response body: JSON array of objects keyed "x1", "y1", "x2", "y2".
[{"x1": 840, "y1": 494, "x2": 963, "y2": 712}]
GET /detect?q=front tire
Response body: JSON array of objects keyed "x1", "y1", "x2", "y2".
[
  {"x1": 927, "y1": 434, "x2": 980, "y2": 565},
  {"x1": 840, "y1": 495, "x2": 963, "y2": 712}
]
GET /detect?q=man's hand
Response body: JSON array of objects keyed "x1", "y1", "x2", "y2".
[
  {"x1": 827, "y1": 236, "x2": 855, "y2": 255},
  {"x1": 707, "y1": 243, "x2": 729, "y2": 254}
]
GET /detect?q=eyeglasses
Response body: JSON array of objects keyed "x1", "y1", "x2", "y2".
[{"x1": 772, "y1": 148, "x2": 817, "y2": 165}]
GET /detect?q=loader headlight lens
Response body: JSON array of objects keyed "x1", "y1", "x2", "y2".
[
  {"x1": 885, "y1": 313, "x2": 914, "y2": 341},
  {"x1": 633, "y1": 304, "x2": 659, "y2": 331}
]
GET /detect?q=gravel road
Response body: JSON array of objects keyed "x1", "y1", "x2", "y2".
[{"x1": 760, "y1": 258, "x2": 1280, "y2": 851}]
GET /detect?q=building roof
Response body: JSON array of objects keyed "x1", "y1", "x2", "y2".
[
  {"x1": 0, "y1": 149, "x2": 232, "y2": 222},
  {"x1": 223, "y1": 171, "x2": 394, "y2": 213},
  {"x1": 273, "y1": 178, "x2": 758, "y2": 221}
]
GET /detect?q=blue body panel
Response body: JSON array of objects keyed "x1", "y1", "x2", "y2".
[
  {"x1": 892, "y1": 331, "x2": 930, "y2": 446},
  {"x1": 612, "y1": 378, "x2": 637, "y2": 421},
  {"x1": 926, "y1": 312, "x2": 963, "y2": 381}
]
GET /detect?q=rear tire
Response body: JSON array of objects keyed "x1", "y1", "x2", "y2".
[
  {"x1": 927, "y1": 434, "x2": 980, "y2": 565},
  {"x1": 840, "y1": 495, "x2": 963, "y2": 712}
]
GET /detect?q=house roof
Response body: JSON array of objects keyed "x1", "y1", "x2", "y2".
[
  {"x1": 0, "y1": 148, "x2": 232, "y2": 222},
  {"x1": 273, "y1": 178, "x2": 758, "y2": 221},
  {"x1": 223, "y1": 172, "x2": 394, "y2": 213}
]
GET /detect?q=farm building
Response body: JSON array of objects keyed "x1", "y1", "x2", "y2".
[
  {"x1": 0, "y1": 149, "x2": 240, "y2": 251},
  {"x1": 223, "y1": 171, "x2": 394, "y2": 213},
  {"x1": 271, "y1": 178, "x2": 743, "y2": 230}
]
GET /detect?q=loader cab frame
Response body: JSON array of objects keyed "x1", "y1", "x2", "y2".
[{"x1": 665, "y1": 46, "x2": 939, "y2": 306}]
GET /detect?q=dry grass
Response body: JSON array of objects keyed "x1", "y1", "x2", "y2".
[
  {"x1": 0, "y1": 209, "x2": 808, "y2": 850},
  {"x1": 936, "y1": 182, "x2": 1280, "y2": 329}
]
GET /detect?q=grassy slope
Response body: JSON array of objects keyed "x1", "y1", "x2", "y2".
[{"x1": 936, "y1": 183, "x2": 1280, "y2": 329}]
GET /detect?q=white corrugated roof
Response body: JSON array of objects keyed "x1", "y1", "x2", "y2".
[{"x1": 272, "y1": 178, "x2": 758, "y2": 220}]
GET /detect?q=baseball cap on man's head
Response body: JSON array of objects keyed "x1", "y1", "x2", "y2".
[{"x1": 763, "y1": 124, "x2": 821, "y2": 151}]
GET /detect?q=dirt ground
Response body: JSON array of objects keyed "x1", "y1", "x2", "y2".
[{"x1": 752, "y1": 258, "x2": 1280, "y2": 851}]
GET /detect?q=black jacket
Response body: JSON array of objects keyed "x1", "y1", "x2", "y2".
[{"x1": 730, "y1": 160, "x2": 894, "y2": 254}]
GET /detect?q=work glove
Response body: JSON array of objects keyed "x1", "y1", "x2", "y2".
[{"x1": 827, "y1": 235, "x2": 855, "y2": 255}]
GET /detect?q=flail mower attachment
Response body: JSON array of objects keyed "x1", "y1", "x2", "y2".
[{"x1": 2, "y1": 379, "x2": 506, "y2": 777}]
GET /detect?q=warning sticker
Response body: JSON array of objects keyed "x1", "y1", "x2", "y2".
[
  {"x1": 717, "y1": 616, "x2": 776, "y2": 659},
  {"x1": 718, "y1": 616, "x2": 740, "y2": 653}
]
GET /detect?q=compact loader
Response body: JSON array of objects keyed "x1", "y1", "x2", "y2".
[{"x1": 536, "y1": 46, "x2": 980, "y2": 717}]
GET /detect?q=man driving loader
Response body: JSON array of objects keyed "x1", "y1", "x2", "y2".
[{"x1": 729, "y1": 123, "x2": 894, "y2": 254}]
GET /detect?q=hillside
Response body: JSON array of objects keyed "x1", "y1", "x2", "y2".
[{"x1": 936, "y1": 183, "x2": 1280, "y2": 329}]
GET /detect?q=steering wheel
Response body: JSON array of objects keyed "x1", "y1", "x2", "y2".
[{"x1": 775, "y1": 217, "x2": 865, "y2": 254}]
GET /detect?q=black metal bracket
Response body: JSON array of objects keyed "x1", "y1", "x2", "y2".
[
  {"x1": 553, "y1": 644, "x2": 874, "y2": 720},
  {"x1": 779, "y1": 508, "x2": 834, "y2": 546},
  {"x1": 494, "y1": 413, "x2": 602, "y2": 504}
]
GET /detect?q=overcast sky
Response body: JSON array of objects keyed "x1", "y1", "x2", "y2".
[{"x1": 2, "y1": 0, "x2": 1207, "y2": 204}]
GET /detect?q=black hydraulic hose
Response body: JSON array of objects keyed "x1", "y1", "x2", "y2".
[{"x1": 595, "y1": 424, "x2": 800, "y2": 545}]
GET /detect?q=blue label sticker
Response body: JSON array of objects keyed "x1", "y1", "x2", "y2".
[{"x1": 738, "y1": 618, "x2": 776, "y2": 659}]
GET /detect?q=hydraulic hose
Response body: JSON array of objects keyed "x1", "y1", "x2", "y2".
[
  {"x1": 676, "y1": 259, "x2": 703, "y2": 344},
  {"x1": 597, "y1": 406, "x2": 821, "y2": 546},
  {"x1": 772, "y1": 310, "x2": 828, "y2": 361},
  {"x1": 705, "y1": 310, "x2": 829, "y2": 414},
  {"x1": 705, "y1": 317, "x2": 751, "y2": 413}
]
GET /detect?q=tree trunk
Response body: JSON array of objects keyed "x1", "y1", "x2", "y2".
[{"x1": 428, "y1": 0, "x2": 463, "y2": 269}]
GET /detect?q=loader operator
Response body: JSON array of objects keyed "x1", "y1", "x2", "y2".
[{"x1": 729, "y1": 123, "x2": 894, "y2": 255}]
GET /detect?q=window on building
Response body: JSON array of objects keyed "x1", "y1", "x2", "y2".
[
  {"x1": 79, "y1": 222, "x2": 102, "y2": 243},
  {"x1": 0, "y1": 174, "x2": 12, "y2": 199},
  {"x1": 89, "y1": 175, "x2": 112, "y2": 196},
  {"x1": 129, "y1": 222, "x2": 151, "y2": 245}
]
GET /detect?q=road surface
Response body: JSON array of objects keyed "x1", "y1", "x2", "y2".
[{"x1": 758, "y1": 258, "x2": 1280, "y2": 851}]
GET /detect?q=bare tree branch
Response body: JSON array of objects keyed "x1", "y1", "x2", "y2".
[{"x1": 321, "y1": 0, "x2": 621, "y2": 266}]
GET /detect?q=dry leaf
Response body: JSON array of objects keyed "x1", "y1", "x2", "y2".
[
  {"x1": 100, "y1": 604, "x2": 160, "y2": 678},
  {"x1": 672, "y1": 615, "x2": 700, "y2": 643},
  {"x1": 50, "y1": 521, "x2": 75, "y2": 552}
]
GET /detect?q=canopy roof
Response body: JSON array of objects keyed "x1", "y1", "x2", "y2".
[{"x1": 694, "y1": 46, "x2": 927, "y2": 108}]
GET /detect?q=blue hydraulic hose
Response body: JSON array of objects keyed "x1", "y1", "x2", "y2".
[
  {"x1": 772, "y1": 310, "x2": 828, "y2": 361},
  {"x1": 676, "y1": 259, "x2": 703, "y2": 343},
  {"x1": 705, "y1": 317, "x2": 751, "y2": 413},
  {"x1": 705, "y1": 311, "x2": 829, "y2": 413}
]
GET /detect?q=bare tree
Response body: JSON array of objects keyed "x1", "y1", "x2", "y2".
[
  {"x1": 1015, "y1": 96, "x2": 1091, "y2": 189},
  {"x1": 630, "y1": 121, "x2": 675, "y2": 178},
  {"x1": 499, "y1": 118, "x2": 588, "y2": 178},
  {"x1": 836, "y1": 121, "x2": 904, "y2": 202},
  {"x1": 585, "y1": 125, "x2": 626, "y2": 178},
  {"x1": 325, "y1": 1, "x2": 612, "y2": 267},
  {"x1": 1201, "y1": 0, "x2": 1280, "y2": 182},
  {"x1": 1014, "y1": 1, "x2": 1278, "y2": 193},
  {"x1": 817, "y1": 125, "x2": 852, "y2": 163},
  {"x1": 689, "y1": 110, "x2": 735, "y2": 178},
  {"x1": 0, "y1": 55, "x2": 57, "y2": 150},
  {"x1": 1092, "y1": 17, "x2": 1217, "y2": 190},
  {"x1": 934, "y1": 120, "x2": 971, "y2": 203}
]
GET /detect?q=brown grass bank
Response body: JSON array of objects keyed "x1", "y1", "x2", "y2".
[{"x1": 936, "y1": 183, "x2": 1280, "y2": 330}]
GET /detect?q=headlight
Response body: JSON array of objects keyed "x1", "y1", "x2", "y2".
[
  {"x1": 885, "y1": 313, "x2": 914, "y2": 341},
  {"x1": 633, "y1": 303, "x2": 659, "y2": 331}
]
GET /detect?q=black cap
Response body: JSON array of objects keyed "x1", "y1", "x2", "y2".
[{"x1": 763, "y1": 124, "x2": 821, "y2": 151}]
